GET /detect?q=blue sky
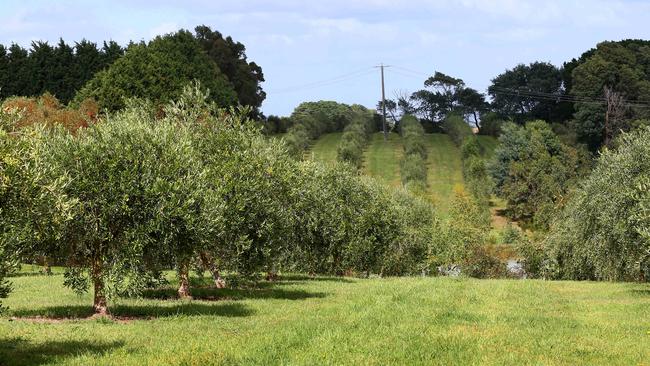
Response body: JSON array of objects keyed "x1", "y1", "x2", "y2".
[{"x1": 1, "y1": 0, "x2": 650, "y2": 116}]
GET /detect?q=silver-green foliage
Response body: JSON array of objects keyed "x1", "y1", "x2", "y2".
[
  {"x1": 547, "y1": 127, "x2": 650, "y2": 281},
  {"x1": 40, "y1": 104, "x2": 207, "y2": 299},
  {"x1": 399, "y1": 115, "x2": 428, "y2": 191},
  {"x1": 0, "y1": 109, "x2": 72, "y2": 310},
  {"x1": 337, "y1": 110, "x2": 375, "y2": 168}
]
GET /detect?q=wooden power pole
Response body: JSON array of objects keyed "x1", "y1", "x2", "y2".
[{"x1": 375, "y1": 63, "x2": 390, "y2": 140}]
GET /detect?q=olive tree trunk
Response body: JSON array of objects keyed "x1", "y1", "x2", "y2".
[
  {"x1": 91, "y1": 258, "x2": 108, "y2": 316},
  {"x1": 177, "y1": 259, "x2": 192, "y2": 299},
  {"x1": 199, "y1": 251, "x2": 225, "y2": 288}
]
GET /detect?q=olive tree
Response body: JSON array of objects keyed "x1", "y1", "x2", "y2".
[
  {"x1": 1, "y1": 109, "x2": 71, "y2": 311},
  {"x1": 163, "y1": 83, "x2": 301, "y2": 283},
  {"x1": 547, "y1": 127, "x2": 650, "y2": 281},
  {"x1": 34, "y1": 104, "x2": 207, "y2": 314}
]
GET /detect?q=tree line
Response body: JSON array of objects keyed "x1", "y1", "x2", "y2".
[
  {"x1": 380, "y1": 39, "x2": 650, "y2": 153},
  {"x1": 1, "y1": 85, "x2": 453, "y2": 315},
  {"x1": 0, "y1": 25, "x2": 266, "y2": 116}
]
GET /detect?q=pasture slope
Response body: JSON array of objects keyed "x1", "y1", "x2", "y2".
[
  {"x1": 1, "y1": 266, "x2": 648, "y2": 365},
  {"x1": 309, "y1": 132, "x2": 498, "y2": 215}
]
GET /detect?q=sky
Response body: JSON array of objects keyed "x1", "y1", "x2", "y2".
[{"x1": 1, "y1": 0, "x2": 650, "y2": 116}]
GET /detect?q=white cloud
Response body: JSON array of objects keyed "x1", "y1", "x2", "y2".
[
  {"x1": 303, "y1": 17, "x2": 397, "y2": 40},
  {"x1": 148, "y1": 22, "x2": 180, "y2": 38},
  {"x1": 484, "y1": 27, "x2": 548, "y2": 42}
]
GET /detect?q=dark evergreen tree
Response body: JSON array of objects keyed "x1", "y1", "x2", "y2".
[
  {"x1": 6, "y1": 44, "x2": 31, "y2": 97},
  {"x1": 29, "y1": 41, "x2": 56, "y2": 96},
  {"x1": 73, "y1": 40, "x2": 103, "y2": 94},
  {"x1": 194, "y1": 25, "x2": 266, "y2": 116},
  {"x1": 0, "y1": 45, "x2": 8, "y2": 99},
  {"x1": 100, "y1": 40, "x2": 124, "y2": 69},
  {"x1": 52, "y1": 39, "x2": 76, "y2": 103}
]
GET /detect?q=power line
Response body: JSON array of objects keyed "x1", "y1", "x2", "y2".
[
  {"x1": 391, "y1": 65, "x2": 430, "y2": 77},
  {"x1": 266, "y1": 68, "x2": 375, "y2": 94},
  {"x1": 386, "y1": 68, "x2": 424, "y2": 80},
  {"x1": 489, "y1": 87, "x2": 650, "y2": 109}
]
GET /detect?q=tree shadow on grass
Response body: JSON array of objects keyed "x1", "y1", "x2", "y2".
[
  {"x1": 279, "y1": 274, "x2": 355, "y2": 283},
  {"x1": 10, "y1": 302, "x2": 252, "y2": 320},
  {"x1": 0, "y1": 338, "x2": 124, "y2": 366},
  {"x1": 7, "y1": 272, "x2": 60, "y2": 278},
  {"x1": 139, "y1": 286, "x2": 327, "y2": 302}
]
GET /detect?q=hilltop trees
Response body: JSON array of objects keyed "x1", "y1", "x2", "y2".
[
  {"x1": 195, "y1": 25, "x2": 266, "y2": 116},
  {"x1": 571, "y1": 40, "x2": 650, "y2": 150},
  {"x1": 487, "y1": 62, "x2": 568, "y2": 124},
  {"x1": 400, "y1": 71, "x2": 489, "y2": 136},
  {"x1": 0, "y1": 27, "x2": 267, "y2": 113},
  {"x1": 0, "y1": 39, "x2": 124, "y2": 103},
  {"x1": 74, "y1": 30, "x2": 237, "y2": 111}
]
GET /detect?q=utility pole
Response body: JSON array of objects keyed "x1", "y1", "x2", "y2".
[{"x1": 374, "y1": 63, "x2": 390, "y2": 140}]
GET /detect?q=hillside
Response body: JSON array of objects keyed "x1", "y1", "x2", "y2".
[
  {"x1": 306, "y1": 132, "x2": 343, "y2": 164},
  {"x1": 2, "y1": 268, "x2": 648, "y2": 365},
  {"x1": 308, "y1": 131, "x2": 499, "y2": 215}
]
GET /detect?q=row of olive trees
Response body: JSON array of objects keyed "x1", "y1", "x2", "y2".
[
  {"x1": 336, "y1": 108, "x2": 375, "y2": 168},
  {"x1": 399, "y1": 115, "x2": 428, "y2": 192},
  {"x1": 283, "y1": 101, "x2": 365, "y2": 157},
  {"x1": 442, "y1": 114, "x2": 492, "y2": 205},
  {"x1": 0, "y1": 86, "x2": 441, "y2": 314}
]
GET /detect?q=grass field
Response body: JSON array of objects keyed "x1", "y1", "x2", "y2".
[
  {"x1": 477, "y1": 135, "x2": 499, "y2": 158},
  {"x1": 423, "y1": 134, "x2": 465, "y2": 213},
  {"x1": 1, "y1": 267, "x2": 649, "y2": 365},
  {"x1": 362, "y1": 132, "x2": 403, "y2": 187},
  {"x1": 306, "y1": 132, "x2": 343, "y2": 164},
  {"x1": 308, "y1": 132, "x2": 500, "y2": 215}
]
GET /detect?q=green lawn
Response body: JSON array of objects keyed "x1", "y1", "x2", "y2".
[
  {"x1": 363, "y1": 132, "x2": 403, "y2": 187},
  {"x1": 1, "y1": 267, "x2": 649, "y2": 365},
  {"x1": 306, "y1": 132, "x2": 343, "y2": 164},
  {"x1": 424, "y1": 134, "x2": 465, "y2": 213}
]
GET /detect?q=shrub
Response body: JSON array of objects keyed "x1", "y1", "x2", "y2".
[
  {"x1": 443, "y1": 113, "x2": 472, "y2": 146},
  {"x1": 289, "y1": 162, "x2": 400, "y2": 275},
  {"x1": 401, "y1": 115, "x2": 427, "y2": 159},
  {"x1": 400, "y1": 154, "x2": 427, "y2": 188},
  {"x1": 429, "y1": 186, "x2": 492, "y2": 276},
  {"x1": 499, "y1": 224, "x2": 546, "y2": 278},
  {"x1": 399, "y1": 115, "x2": 428, "y2": 190},
  {"x1": 381, "y1": 188, "x2": 437, "y2": 276},
  {"x1": 489, "y1": 121, "x2": 588, "y2": 229},
  {"x1": 546, "y1": 127, "x2": 650, "y2": 281},
  {"x1": 337, "y1": 111, "x2": 375, "y2": 168},
  {"x1": 2, "y1": 93, "x2": 98, "y2": 132}
]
